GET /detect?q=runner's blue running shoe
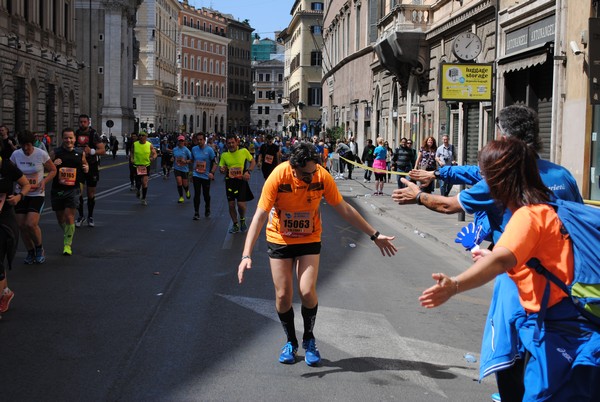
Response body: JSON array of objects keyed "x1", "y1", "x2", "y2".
[
  {"x1": 302, "y1": 338, "x2": 321, "y2": 366},
  {"x1": 491, "y1": 393, "x2": 501, "y2": 402},
  {"x1": 279, "y1": 342, "x2": 297, "y2": 364}
]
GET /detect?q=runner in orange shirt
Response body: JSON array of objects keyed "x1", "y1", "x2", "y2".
[{"x1": 238, "y1": 142, "x2": 396, "y2": 366}]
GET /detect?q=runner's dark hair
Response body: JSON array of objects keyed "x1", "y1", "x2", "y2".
[{"x1": 289, "y1": 142, "x2": 321, "y2": 168}]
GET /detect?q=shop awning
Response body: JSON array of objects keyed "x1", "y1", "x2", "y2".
[{"x1": 497, "y1": 42, "x2": 552, "y2": 74}]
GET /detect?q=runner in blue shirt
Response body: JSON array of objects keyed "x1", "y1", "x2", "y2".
[
  {"x1": 173, "y1": 135, "x2": 193, "y2": 204},
  {"x1": 191, "y1": 132, "x2": 217, "y2": 219}
]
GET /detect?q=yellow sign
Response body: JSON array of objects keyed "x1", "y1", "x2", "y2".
[{"x1": 439, "y1": 63, "x2": 493, "y2": 101}]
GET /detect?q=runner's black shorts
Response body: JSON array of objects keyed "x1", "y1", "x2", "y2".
[
  {"x1": 225, "y1": 177, "x2": 254, "y2": 202},
  {"x1": 82, "y1": 164, "x2": 99, "y2": 187},
  {"x1": 161, "y1": 154, "x2": 174, "y2": 167},
  {"x1": 174, "y1": 169, "x2": 189, "y2": 179},
  {"x1": 267, "y1": 241, "x2": 321, "y2": 259},
  {"x1": 15, "y1": 196, "x2": 45, "y2": 214},
  {"x1": 51, "y1": 188, "x2": 80, "y2": 211}
]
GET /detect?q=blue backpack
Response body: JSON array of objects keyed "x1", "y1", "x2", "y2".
[{"x1": 526, "y1": 199, "x2": 600, "y2": 328}]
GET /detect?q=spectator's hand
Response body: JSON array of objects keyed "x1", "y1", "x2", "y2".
[
  {"x1": 408, "y1": 169, "x2": 434, "y2": 185},
  {"x1": 419, "y1": 272, "x2": 457, "y2": 308},
  {"x1": 472, "y1": 248, "x2": 492, "y2": 262},
  {"x1": 391, "y1": 178, "x2": 420, "y2": 204}
]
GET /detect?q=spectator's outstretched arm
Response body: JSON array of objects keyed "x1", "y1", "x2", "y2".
[{"x1": 392, "y1": 178, "x2": 463, "y2": 214}]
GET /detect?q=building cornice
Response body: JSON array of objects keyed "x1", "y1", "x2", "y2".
[{"x1": 426, "y1": 0, "x2": 494, "y2": 41}]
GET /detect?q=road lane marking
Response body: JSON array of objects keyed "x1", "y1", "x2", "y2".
[{"x1": 219, "y1": 294, "x2": 484, "y2": 396}]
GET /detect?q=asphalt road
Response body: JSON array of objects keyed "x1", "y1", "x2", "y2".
[{"x1": 0, "y1": 155, "x2": 497, "y2": 401}]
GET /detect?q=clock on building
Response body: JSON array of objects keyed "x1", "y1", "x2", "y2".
[{"x1": 452, "y1": 32, "x2": 482, "y2": 61}]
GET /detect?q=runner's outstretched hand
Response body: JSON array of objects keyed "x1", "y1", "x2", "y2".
[
  {"x1": 238, "y1": 257, "x2": 252, "y2": 284},
  {"x1": 373, "y1": 233, "x2": 397, "y2": 256}
]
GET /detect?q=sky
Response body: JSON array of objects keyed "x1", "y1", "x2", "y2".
[{"x1": 188, "y1": 0, "x2": 294, "y2": 40}]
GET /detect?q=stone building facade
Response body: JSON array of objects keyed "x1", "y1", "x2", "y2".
[
  {"x1": 225, "y1": 18, "x2": 254, "y2": 135},
  {"x1": 250, "y1": 58, "x2": 285, "y2": 134},
  {"x1": 76, "y1": 0, "x2": 141, "y2": 138},
  {"x1": 178, "y1": 3, "x2": 229, "y2": 134},
  {"x1": 0, "y1": 0, "x2": 80, "y2": 142},
  {"x1": 280, "y1": 0, "x2": 324, "y2": 139},
  {"x1": 133, "y1": 0, "x2": 179, "y2": 135},
  {"x1": 322, "y1": 0, "x2": 377, "y2": 146}
]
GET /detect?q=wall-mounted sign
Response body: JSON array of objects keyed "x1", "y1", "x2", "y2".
[
  {"x1": 439, "y1": 63, "x2": 493, "y2": 101},
  {"x1": 505, "y1": 14, "x2": 555, "y2": 55}
]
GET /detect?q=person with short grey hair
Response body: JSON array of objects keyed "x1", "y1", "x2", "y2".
[{"x1": 435, "y1": 134, "x2": 455, "y2": 196}]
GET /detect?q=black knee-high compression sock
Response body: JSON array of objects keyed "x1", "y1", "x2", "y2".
[
  {"x1": 87, "y1": 197, "x2": 95, "y2": 218},
  {"x1": 78, "y1": 195, "x2": 84, "y2": 217},
  {"x1": 278, "y1": 307, "x2": 298, "y2": 347},
  {"x1": 301, "y1": 304, "x2": 318, "y2": 342}
]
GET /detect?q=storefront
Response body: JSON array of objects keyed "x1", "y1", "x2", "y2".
[{"x1": 496, "y1": 14, "x2": 555, "y2": 160}]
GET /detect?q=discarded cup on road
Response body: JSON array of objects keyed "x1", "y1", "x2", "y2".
[{"x1": 464, "y1": 353, "x2": 477, "y2": 363}]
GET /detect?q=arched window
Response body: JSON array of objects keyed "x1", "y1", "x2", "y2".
[
  {"x1": 183, "y1": 80, "x2": 188, "y2": 95},
  {"x1": 197, "y1": 56, "x2": 201, "y2": 71},
  {"x1": 209, "y1": 60, "x2": 213, "y2": 74},
  {"x1": 183, "y1": 55, "x2": 188, "y2": 69}
]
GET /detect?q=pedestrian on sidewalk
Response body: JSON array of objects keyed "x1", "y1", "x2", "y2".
[
  {"x1": 237, "y1": 141, "x2": 396, "y2": 367},
  {"x1": 372, "y1": 137, "x2": 387, "y2": 195},
  {"x1": 392, "y1": 138, "x2": 413, "y2": 189},
  {"x1": 361, "y1": 139, "x2": 375, "y2": 182},
  {"x1": 435, "y1": 135, "x2": 456, "y2": 196},
  {"x1": 414, "y1": 136, "x2": 437, "y2": 193}
]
